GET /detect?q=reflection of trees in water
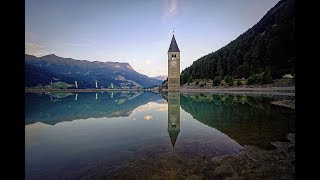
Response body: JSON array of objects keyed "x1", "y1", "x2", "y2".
[
  {"x1": 180, "y1": 94, "x2": 295, "y2": 150},
  {"x1": 25, "y1": 92, "x2": 162, "y2": 125}
]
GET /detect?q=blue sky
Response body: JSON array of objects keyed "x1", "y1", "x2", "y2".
[{"x1": 25, "y1": 0, "x2": 279, "y2": 77}]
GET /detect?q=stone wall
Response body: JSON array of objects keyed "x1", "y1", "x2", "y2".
[{"x1": 168, "y1": 52, "x2": 180, "y2": 92}]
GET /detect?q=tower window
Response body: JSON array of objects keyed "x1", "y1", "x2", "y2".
[{"x1": 171, "y1": 54, "x2": 176, "y2": 60}]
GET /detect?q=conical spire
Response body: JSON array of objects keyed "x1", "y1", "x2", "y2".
[
  {"x1": 168, "y1": 129, "x2": 180, "y2": 148},
  {"x1": 168, "y1": 35, "x2": 180, "y2": 52}
]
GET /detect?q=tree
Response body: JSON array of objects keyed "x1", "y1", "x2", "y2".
[
  {"x1": 224, "y1": 75, "x2": 234, "y2": 86},
  {"x1": 179, "y1": 0, "x2": 295, "y2": 82},
  {"x1": 261, "y1": 66, "x2": 273, "y2": 84},
  {"x1": 235, "y1": 62, "x2": 250, "y2": 78},
  {"x1": 213, "y1": 76, "x2": 222, "y2": 86},
  {"x1": 247, "y1": 74, "x2": 259, "y2": 85}
]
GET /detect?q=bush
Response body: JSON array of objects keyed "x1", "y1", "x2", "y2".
[
  {"x1": 224, "y1": 75, "x2": 234, "y2": 86},
  {"x1": 247, "y1": 74, "x2": 260, "y2": 85},
  {"x1": 261, "y1": 66, "x2": 272, "y2": 84},
  {"x1": 247, "y1": 67, "x2": 273, "y2": 85},
  {"x1": 236, "y1": 80, "x2": 242, "y2": 86},
  {"x1": 195, "y1": 81, "x2": 199, "y2": 85},
  {"x1": 292, "y1": 75, "x2": 295, "y2": 83},
  {"x1": 213, "y1": 76, "x2": 222, "y2": 86}
]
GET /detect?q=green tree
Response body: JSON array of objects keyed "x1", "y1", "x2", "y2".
[
  {"x1": 235, "y1": 61, "x2": 250, "y2": 78},
  {"x1": 213, "y1": 76, "x2": 222, "y2": 86},
  {"x1": 224, "y1": 75, "x2": 234, "y2": 86},
  {"x1": 261, "y1": 66, "x2": 273, "y2": 84},
  {"x1": 247, "y1": 74, "x2": 259, "y2": 85},
  {"x1": 236, "y1": 80, "x2": 242, "y2": 86},
  {"x1": 178, "y1": 0, "x2": 295, "y2": 81}
]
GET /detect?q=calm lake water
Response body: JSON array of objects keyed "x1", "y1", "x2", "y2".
[{"x1": 25, "y1": 92, "x2": 295, "y2": 180}]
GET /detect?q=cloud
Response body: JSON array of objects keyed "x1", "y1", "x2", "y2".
[
  {"x1": 25, "y1": 42, "x2": 43, "y2": 49},
  {"x1": 25, "y1": 42, "x2": 55, "y2": 56},
  {"x1": 144, "y1": 60, "x2": 152, "y2": 65},
  {"x1": 156, "y1": 68, "x2": 167, "y2": 74},
  {"x1": 144, "y1": 115, "x2": 153, "y2": 120},
  {"x1": 25, "y1": 31, "x2": 41, "y2": 39},
  {"x1": 64, "y1": 43, "x2": 93, "y2": 47},
  {"x1": 165, "y1": 0, "x2": 178, "y2": 16},
  {"x1": 64, "y1": 39, "x2": 96, "y2": 47},
  {"x1": 157, "y1": 107, "x2": 168, "y2": 111},
  {"x1": 162, "y1": 0, "x2": 179, "y2": 23},
  {"x1": 25, "y1": 42, "x2": 45, "y2": 55}
]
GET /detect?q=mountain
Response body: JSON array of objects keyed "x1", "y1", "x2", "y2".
[
  {"x1": 25, "y1": 54, "x2": 162, "y2": 88},
  {"x1": 151, "y1": 75, "x2": 167, "y2": 81},
  {"x1": 181, "y1": 0, "x2": 295, "y2": 84}
]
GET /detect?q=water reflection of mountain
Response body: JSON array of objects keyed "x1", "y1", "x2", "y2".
[
  {"x1": 25, "y1": 92, "x2": 162, "y2": 125},
  {"x1": 180, "y1": 94, "x2": 295, "y2": 149}
]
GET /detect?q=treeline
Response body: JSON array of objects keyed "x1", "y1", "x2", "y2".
[{"x1": 181, "y1": 0, "x2": 295, "y2": 85}]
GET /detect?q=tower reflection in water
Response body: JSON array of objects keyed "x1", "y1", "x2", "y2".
[{"x1": 167, "y1": 92, "x2": 180, "y2": 148}]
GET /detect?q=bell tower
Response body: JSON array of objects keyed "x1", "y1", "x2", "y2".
[{"x1": 168, "y1": 32, "x2": 180, "y2": 92}]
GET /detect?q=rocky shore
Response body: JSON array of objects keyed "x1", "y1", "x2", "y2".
[
  {"x1": 103, "y1": 133, "x2": 295, "y2": 179},
  {"x1": 179, "y1": 86, "x2": 295, "y2": 96},
  {"x1": 271, "y1": 100, "x2": 295, "y2": 110},
  {"x1": 209, "y1": 133, "x2": 295, "y2": 179}
]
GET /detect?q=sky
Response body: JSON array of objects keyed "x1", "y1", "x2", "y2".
[{"x1": 25, "y1": 0, "x2": 279, "y2": 77}]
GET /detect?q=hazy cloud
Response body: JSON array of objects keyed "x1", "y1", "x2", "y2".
[
  {"x1": 157, "y1": 107, "x2": 168, "y2": 111},
  {"x1": 25, "y1": 42, "x2": 44, "y2": 49},
  {"x1": 144, "y1": 60, "x2": 152, "y2": 65},
  {"x1": 162, "y1": 0, "x2": 179, "y2": 23},
  {"x1": 144, "y1": 115, "x2": 153, "y2": 120},
  {"x1": 64, "y1": 43, "x2": 93, "y2": 47},
  {"x1": 64, "y1": 39, "x2": 96, "y2": 47},
  {"x1": 25, "y1": 42, "x2": 55, "y2": 56},
  {"x1": 25, "y1": 31, "x2": 41, "y2": 39},
  {"x1": 157, "y1": 68, "x2": 167, "y2": 73}
]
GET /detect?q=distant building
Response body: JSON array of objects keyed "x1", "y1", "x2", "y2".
[
  {"x1": 283, "y1": 74, "x2": 293, "y2": 78},
  {"x1": 168, "y1": 33, "x2": 180, "y2": 92}
]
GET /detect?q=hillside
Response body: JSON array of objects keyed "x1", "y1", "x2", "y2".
[
  {"x1": 25, "y1": 54, "x2": 162, "y2": 88},
  {"x1": 181, "y1": 0, "x2": 295, "y2": 85}
]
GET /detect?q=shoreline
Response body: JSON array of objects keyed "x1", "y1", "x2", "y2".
[
  {"x1": 25, "y1": 88, "x2": 159, "y2": 93},
  {"x1": 26, "y1": 86, "x2": 295, "y2": 94},
  {"x1": 26, "y1": 86, "x2": 295, "y2": 109}
]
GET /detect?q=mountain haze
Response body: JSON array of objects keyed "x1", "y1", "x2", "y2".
[
  {"x1": 25, "y1": 54, "x2": 162, "y2": 88},
  {"x1": 151, "y1": 75, "x2": 168, "y2": 81}
]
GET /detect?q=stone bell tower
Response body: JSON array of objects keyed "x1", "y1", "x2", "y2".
[
  {"x1": 168, "y1": 33, "x2": 180, "y2": 92},
  {"x1": 168, "y1": 92, "x2": 180, "y2": 148}
]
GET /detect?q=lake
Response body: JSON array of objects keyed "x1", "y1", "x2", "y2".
[{"x1": 25, "y1": 91, "x2": 295, "y2": 179}]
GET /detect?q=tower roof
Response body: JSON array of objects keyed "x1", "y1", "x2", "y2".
[
  {"x1": 168, "y1": 35, "x2": 180, "y2": 52},
  {"x1": 168, "y1": 129, "x2": 180, "y2": 148}
]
